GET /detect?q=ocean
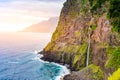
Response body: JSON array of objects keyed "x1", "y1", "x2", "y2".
[{"x1": 0, "y1": 32, "x2": 70, "y2": 80}]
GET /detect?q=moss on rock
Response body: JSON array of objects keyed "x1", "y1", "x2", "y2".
[
  {"x1": 106, "y1": 46, "x2": 120, "y2": 69},
  {"x1": 108, "y1": 68, "x2": 120, "y2": 80},
  {"x1": 107, "y1": 0, "x2": 120, "y2": 33},
  {"x1": 73, "y1": 44, "x2": 87, "y2": 65},
  {"x1": 64, "y1": 64, "x2": 104, "y2": 80},
  {"x1": 75, "y1": 31, "x2": 81, "y2": 37},
  {"x1": 91, "y1": 24, "x2": 97, "y2": 30},
  {"x1": 72, "y1": 43, "x2": 88, "y2": 70},
  {"x1": 82, "y1": 64, "x2": 104, "y2": 80}
]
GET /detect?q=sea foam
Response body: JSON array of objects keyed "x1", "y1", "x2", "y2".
[{"x1": 33, "y1": 51, "x2": 70, "y2": 80}]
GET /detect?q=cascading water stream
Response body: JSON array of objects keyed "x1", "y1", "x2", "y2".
[
  {"x1": 86, "y1": 29, "x2": 91, "y2": 67},
  {"x1": 86, "y1": 17, "x2": 94, "y2": 66}
]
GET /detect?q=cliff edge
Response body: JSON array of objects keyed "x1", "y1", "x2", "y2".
[{"x1": 41, "y1": 0, "x2": 120, "y2": 80}]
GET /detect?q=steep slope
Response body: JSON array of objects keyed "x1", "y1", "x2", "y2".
[
  {"x1": 23, "y1": 17, "x2": 58, "y2": 33},
  {"x1": 41, "y1": 0, "x2": 120, "y2": 80}
]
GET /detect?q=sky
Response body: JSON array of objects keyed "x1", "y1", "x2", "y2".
[{"x1": 0, "y1": 0, "x2": 65, "y2": 32}]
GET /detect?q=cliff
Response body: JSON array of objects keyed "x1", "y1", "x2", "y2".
[{"x1": 41, "y1": 0, "x2": 120, "y2": 80}]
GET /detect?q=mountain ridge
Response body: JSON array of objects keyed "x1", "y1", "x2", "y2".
[{"x1": 23, "y1": 17, "x2": 58, "y2": 33}]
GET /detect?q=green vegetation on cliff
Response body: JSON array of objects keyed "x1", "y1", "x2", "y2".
[
  {"x1": 64, "y1": 64, "x2": 104, "y2": 80},
  {"x1": 72, "y1": 43, "x2": 88, "y2": 70},
  {"x1": 108, "y1": 68, "x2": 120, "y2": 80},
  {"x1": 75, "y1": 31, "x2": 81, "y2": 37},
  {"x1": 106, "y1": 47, "x2": 120, "y2": 69},
  {"x1": 82, "y1": 64, "x2": 104, "y2": 80},
  {"x1": 63, "y1": 0, "x2": 80, "y2": 18},
  {"x1": 107, "y1": 0, "x2": 120, "y2": 33},
  {"x1": 43, "y1": 0, "x2": 120, "y2": 80},
  {"x1": 89, "y1": 0, "x2": 106, "y2": 11},
  {"x1": 91, "y1": 24, "x2": 97, "y2": 30},
  {"x1": 89, "y1": 0, "x2": 120, "y2": 33}
]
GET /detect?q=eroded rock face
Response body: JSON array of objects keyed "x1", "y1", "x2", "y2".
[
  {"x1": 64, "y1": 64, "x2": 104, "y2": 80},
  {"x1": 42, "y1": 0, "x2": 91, "y2": 71},
  {"x1": 41, "y1": 0, "x2": 120, "y2": 79},
  {"x1": 91, "y1": 14, "x2": 111, "y2": 43}
]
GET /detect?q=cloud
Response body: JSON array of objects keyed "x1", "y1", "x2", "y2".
[
  {"x1": 37, "y1": 0, "x2": 65, "y2": 2},
  {"x1": 0, "y1": 0, "x2": 65, "y2": 3},
  {"x1": 0, "y1": 0, "x2": 66, "y2": 31},
  {"x1": 0, "y1": 0, "x2": 66, "y2": 18}
]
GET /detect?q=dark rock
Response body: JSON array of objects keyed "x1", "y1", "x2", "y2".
[{"x1": 64, "y1": 64, "x2": 104, "y2": 80}]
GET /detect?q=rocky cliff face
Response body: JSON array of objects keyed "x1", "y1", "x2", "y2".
[{"x1": 41, "y1": 0, "x2": 120, "y2": 80}]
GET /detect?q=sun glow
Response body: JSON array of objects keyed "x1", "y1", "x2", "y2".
[
  {"x1": 0, "y1": 24, "x2": 27, "y2": 32},
  {"x1": 0, "y1": 12, "x2": 48, "y2": 32},
  {"x1": 0, "y1": 13, "x2": 47, "y2": 32},
  {"x1": 0, "y1": 0, "x2": 64, "y2": 32}
]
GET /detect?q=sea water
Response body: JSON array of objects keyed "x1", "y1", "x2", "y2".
[{"x1": 0, "y1": 32, "x2": 70, "y2": 80}]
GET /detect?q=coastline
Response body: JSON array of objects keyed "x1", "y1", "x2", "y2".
[{"x1": 37, "y1": 51, "x2": 70, "y2": 80}]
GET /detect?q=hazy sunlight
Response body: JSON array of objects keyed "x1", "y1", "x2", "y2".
[{"x1": 0, "y1": 0, "x2": 64, "y2": 32}]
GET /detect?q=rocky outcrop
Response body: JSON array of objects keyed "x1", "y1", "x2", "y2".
[
  {"x1": 64, "y1": 64, "x2": 104, "y2": 80},
  {"x1": 40, "y1": 0, "x2": 120, "y2": 80}
]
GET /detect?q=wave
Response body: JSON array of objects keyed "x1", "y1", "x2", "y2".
[
  {"x1": 32, "y1": 54, "x2": 49, "y2": 64},
  {"x1": 0, "y1": 68, "x2": 8, "y2": 73},
  {"x1": 34, "y1": 50, "x2": 41, "y2": 54},
  {"x1": 51, "y1": 62, "x2": 70, "y2": 80},
  {"x1": 7, "y1": 61, "x2": 19, "y2": 64},
  {"x1": 33, "y1": 51, "x2": 70, "y2": 80}
]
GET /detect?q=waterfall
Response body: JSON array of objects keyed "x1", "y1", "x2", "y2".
[{"x1": 86, "y1": 30, "x2": 91, "y2": 66}]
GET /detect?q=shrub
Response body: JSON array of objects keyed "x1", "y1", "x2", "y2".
[
  {"x1": 106, "y1": 47, "x2": 120, "y2": 69},
  {"x1": 107, "y1": 0, "x2": 120, "y2": 33},
  {"x1": 108, "y1": 68, "x2": 120, "y2": 80}
]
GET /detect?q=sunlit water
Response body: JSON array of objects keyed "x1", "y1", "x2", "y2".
[{"x1": 0, "y1": 32, "x2": 69, "y2": 80}]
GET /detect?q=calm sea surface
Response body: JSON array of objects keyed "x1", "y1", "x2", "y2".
[{"x1": 0, "y1": 32, "x2": 69, "y2": 80}]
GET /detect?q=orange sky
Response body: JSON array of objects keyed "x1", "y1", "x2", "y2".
[{"x1": 0, "y1": 0, "x2": 65, "y2": 32}]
